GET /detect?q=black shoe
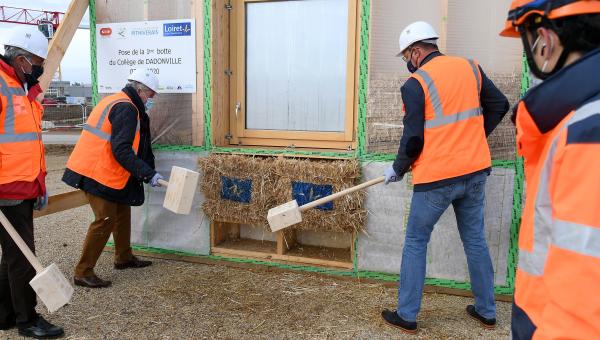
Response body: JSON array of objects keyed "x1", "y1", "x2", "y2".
[
  {"x1": 381, "y1": 309, "x2": 418, "y2": 334},
  {"x1": 466, "y1": 305, "x2": 496, "y2": 329},
  {"x1": 18, "y1": 316, "x2": 64, "y2": 339},
  {"x1": 0, "y1": 318, "x2": 16, "y2": 330},
  {"x1": 74, "y1": 274, "x2": 112, "y2": 288},
  {"x1": 114, "y1": 256, "x2": 152, "y2": 270}
]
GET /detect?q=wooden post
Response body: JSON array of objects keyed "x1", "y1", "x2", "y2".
[
  {"x1": 191, "y1": 0, "x2": 204, "y2": 146},
  {"x1": 276, "y1": 229, "x2": 297, "y2": 255},
  {"x1": 212, "y1": 0, "x2": 232, "y2": 146},
  {"x1": 439, "y1": 0, "x2": 449, "y2": 53},
  {"x1": 39, "y1": 0, "x2": 89, "y2": 92}
]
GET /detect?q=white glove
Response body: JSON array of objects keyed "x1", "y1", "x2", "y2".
[
  {"x1": 150, "y1": 173, "x2": 164, "y2": 187},
  {"x1": 384, "y1": 166, "x2": 400, "y2": 185}
]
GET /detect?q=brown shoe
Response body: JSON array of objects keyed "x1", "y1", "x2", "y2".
[
  {"x1": 114, "y1": 256, "x2": 152, "y2": 270},
  {"x1": 74, "y1": 275, "x2": 112, "y2": 288}
]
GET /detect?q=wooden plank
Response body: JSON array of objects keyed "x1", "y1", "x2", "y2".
[
  {"x1": 211, "y1": 221, "x2": 241, "y2": 247},
  {"x1": 272, "y1": 254, "x2": 353, "y2": 269},
  {"x1": 213, "y1": 247, "x2": 353, "y2": 269},
  {"x1": 106, "y1": 246, "x2": 512, "y2": 302},
  {"x1": 212, "y1": 247, "x2": 275, "y2": 260},
  {"x1": 212, "y1": 0, "x2": 232, "y2": 146},
  {"x1": 343, "y1": 0, "x2": 358, "y2": 142},
  {"x1": 211, "y1": 148, "x2": 354, "y2": 160},
  {"x1": 191, "y1": 0, "x2": 204, "y2": 146},
  {"x1": 241, "y1": 129, "x2": 349, "y2": 141},
  {"x1": 439, "y1": 0, "x2": 449, "y2": 53},
  {"x1": 33, "y1": 191, "x2": 88, "y2": 218},
  {"x1": 39, "y1": 0, "x2": 89, "y2": 92},
  {"x1": 232, "y1": 0, "x2": 245, "y2": 141},
  {"x1": 211, "y1": 221, "x2": 226, "y2": 247},
  {"x1": 238, "y1": 137, "x2": 353, "y2": 150},
  {"x1": 276, "y1": 229, "x2": 297, "y2": 255}
]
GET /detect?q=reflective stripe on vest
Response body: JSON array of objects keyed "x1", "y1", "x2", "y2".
[
  {"x1": 82, "y1": 99, "x2": 130, "y2": 141},
  {"x1": 0, "y1": 74, "x2": 41, "y2": 143},
  {"x1": 518, "y1": 138, "x2": 557, "y2": 276},
  {"x1": 415, "y1": 59, "x2": 482, "y2": 129},
  {"x1": 518, "y1": 99, "x2": 600, "y2": 275},
  {"x1": 553, "y1": 219, "x2": 600, "y2": 258}
]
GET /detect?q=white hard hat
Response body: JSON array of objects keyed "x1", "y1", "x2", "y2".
[
  {"x1": 4, "y1": 25, "x2": 49, "y2": 59},
  {"x1": 396, "y1": 21, "x2": 439, "y2": 57},
  {"x1": 128, "y1": 68, "x2": 159, "y2": 93}
]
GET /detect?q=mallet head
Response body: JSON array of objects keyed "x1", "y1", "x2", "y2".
[{"x1": 267, "y1": 200, "x2": 302, "y2": 232}]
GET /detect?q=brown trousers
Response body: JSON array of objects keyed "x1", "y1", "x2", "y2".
[{"x1": 74, "y1": 193, "x2": 133, "y2": 277}]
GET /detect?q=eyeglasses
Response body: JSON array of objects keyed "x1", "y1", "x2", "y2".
[{"x1": 402, "y1": 47, "x2": 414, "y2": 63}]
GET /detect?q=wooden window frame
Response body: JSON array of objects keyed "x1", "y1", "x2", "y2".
[{"x1": 229, "y1": 0, "x2": 359, "y2": 150}]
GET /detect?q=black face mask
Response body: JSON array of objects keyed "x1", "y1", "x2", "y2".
[
  {"x1": 22, "y1": 57, "x2": 44, "y2": 88},
  {"x1": 406, "y1": 60, "x2": 418, "y2": 73},
  {"x1": 405, "y1": 50, "x2": 418, "y2": 73}
]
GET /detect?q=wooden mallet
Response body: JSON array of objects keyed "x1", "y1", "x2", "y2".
[
  {"x1": 267, "y1": 176, "x2": 385, "y2": 232},
  {"x1": 0, "y1": 210, "x2": 73, "y2": 313},
  {"x1": 157, "y1": 166, "x2": 200, "y2": 215}
]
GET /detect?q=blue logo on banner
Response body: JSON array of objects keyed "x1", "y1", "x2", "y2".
[
  {"x1": 221, "y1": 176, "x2": 252, "y2": 203},
  {"x1": 163, "y1": 22, "x2": 192, "y2": 37},
  {"x1": 292, "y1": 181, "x2": 333, "y2": 211}
]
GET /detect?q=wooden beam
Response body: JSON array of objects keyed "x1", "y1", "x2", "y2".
[
  {"x1": 33, "y1": 190, "x2": 88, "y2": 218},
  {"x1": 39, "y1": 0, "x2": 89, "y2": 92},
  {"x1": 276, "y1": 229, "x2": 297, "y2": 255},
  {"x1": 439, "y1": 0, "x2": 449, "y2": 53},
  {"x1": 191, "y1": 0, "x2": 204, "y2": 146},
  {"x1": 212, "y1": 0, "x2": 232, "y2": 146},
  {"x1": 115, "y1": 247, "x2": 512, "y2": 302}
]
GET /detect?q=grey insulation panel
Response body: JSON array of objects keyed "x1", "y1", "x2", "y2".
[
  {"x1": 130, "y1": 151, "x2": 210, "y2": 255},
  {"x1": 358, "y1": 162, "x2": 514, "y2": 286}
]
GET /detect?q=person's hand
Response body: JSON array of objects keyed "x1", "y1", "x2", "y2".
[
  {"x1": 33, "y1": 190, "x2": 48, "y2": 210},
  {"x1": 150, "y1": 173, "x2": 164, "y2": 187},
  {"x1": 384, "y1": 166, "x2": 400, "y2": 185}
]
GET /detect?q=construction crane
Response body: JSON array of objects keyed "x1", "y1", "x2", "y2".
[
  {"x1": 0, "y1": 6, "x2": 67, "y2": 80},
  {"x1": 0, "y1": 6, "x2": 63, "y2": 35}
]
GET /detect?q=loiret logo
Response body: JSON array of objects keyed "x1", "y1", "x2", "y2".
[
  {"x1": 99, "y1": 27, "x2": 112, "y2": 36},
  {"x1": 163, "y1": 22, "x2": 192, "y2": 37}
]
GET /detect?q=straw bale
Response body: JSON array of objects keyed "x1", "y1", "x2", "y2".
[
  {"x1": 272, "y1": 158, "x2": 366, "y2": 233},
  {"x1": 199, "y1": 154, "x2": 277, "y2": 228}
]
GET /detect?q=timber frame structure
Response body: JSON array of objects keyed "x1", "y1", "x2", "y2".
[{"x1": 82, "y1": 0, "x2": 527, "y2": 298}]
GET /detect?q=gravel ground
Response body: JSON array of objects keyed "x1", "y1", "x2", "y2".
[{"x1": 1, "y1": 147, "x2": 511, "y2": 339}]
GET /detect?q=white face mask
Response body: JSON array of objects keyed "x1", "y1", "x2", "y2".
[
  {"x1": 145, "y1": 98, "x2": 155, "y2": 111},
  {"x1": 529, "y1": 71, "x2": 544, "y2": 88}
]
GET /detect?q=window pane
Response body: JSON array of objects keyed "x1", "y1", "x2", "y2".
[{"x1": 245, "y1": 0, "x2": 349, "y2": 132}]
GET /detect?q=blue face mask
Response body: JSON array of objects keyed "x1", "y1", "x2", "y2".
[{"x1": 145, "y1": 98, "x2": 155, "y2": 111}]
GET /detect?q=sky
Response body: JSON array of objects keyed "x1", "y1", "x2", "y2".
[{"x1": 0, "y1": 0, "x2": 91, "y2": 84}]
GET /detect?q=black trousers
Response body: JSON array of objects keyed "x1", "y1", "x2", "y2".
[
  {"x1": 0, "y1": 200, "x2": 37, "y2": 326},
  {"x1": 511, "y1": 301, "x2": 536, "y2": 340}
]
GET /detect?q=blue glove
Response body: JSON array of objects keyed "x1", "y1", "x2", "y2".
[
  {"x1": 33, "y1": 190, "x2": 48, "y2": 211},
  {"x1": 150, "y1": 173, "x2": 164, "y2": 187},
  {"x1": 384, "y1": 166, "x2": 400, "y2": 185}
]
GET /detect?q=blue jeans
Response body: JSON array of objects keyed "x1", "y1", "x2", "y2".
[{"x1": 397, "y1": 172, "x2": 496, "y2": 321}]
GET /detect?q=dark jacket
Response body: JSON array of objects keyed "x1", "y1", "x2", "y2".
[
  {"x1": 393, "y1": 51, "x2": 510, "y2": 191},
  {"x1": 62, "y1": 86, "x2": 156, "y2": 206}
]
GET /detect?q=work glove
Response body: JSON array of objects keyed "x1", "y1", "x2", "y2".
[
  {"x1": 384, "y1": 166, "x2": 400, "y2": 185},
  {"x1": 150, "y1": 173, "x2": 164, "y2": 187},
  {"x1": 33, "y1": 190, "x2": 48, "y2": 211}
]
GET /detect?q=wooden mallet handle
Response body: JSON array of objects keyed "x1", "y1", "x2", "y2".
[
  {"x1": 0, "y1": 210, "x2": 44, "y2": 272},
  {"x1": 298, "y1": 176, "x2": 385, "y2": 212},
  {"x1": 157, "y1": 179, "x2": 169, "y2": 187}
]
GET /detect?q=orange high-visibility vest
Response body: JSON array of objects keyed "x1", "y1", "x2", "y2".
[
  {"x1": 410, "y1": 56, "x2": 491, "y2": 184},
  {"x1": 0, "y1": 68, "x2": 45, "y2": 184},
  {"x1": 66, "y1": 91, "x2": 140, "y2": 189},
  {"x1": 515, "y1": 98, "x2": 600, "y2": 339}
]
